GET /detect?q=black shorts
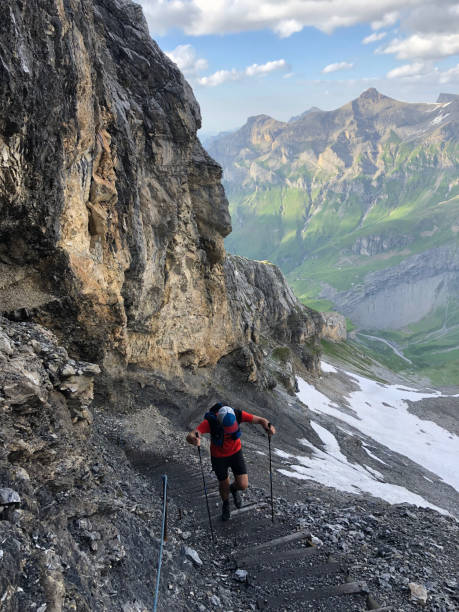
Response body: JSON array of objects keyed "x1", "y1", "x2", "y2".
[{"x1": 211, "y1": 450, "x2": 247, "y2": 482}]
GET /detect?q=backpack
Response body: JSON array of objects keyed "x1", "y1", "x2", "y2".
[{"x1": 205, "y1": 403, "x2": 242, "y2": 447}]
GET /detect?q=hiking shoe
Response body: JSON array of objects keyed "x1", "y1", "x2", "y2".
[
  {"x1": 230, "y1": 483, "x2": 242, "y2": 509},
  {"x1": 222, "y1": 499, "x2": 230, "y2": 521}
]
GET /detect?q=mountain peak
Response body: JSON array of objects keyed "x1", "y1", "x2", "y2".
[
  {"x1": 289, "y1": 107, "x2": 322, "y2": 122},
  {"x1": 246, "y1": 114, "x2": 274, "y2": 125},
  {"x1": 359, "y1": 88, "x2": 385, "y2": 102},
  {"x1": 436, "y1": 93, "x2": 459, "y2": 103}
]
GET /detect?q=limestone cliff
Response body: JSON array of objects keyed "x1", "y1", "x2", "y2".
[
  {"x1": 0, "y1": 0, "x2": 329, "y2": 388},
  {"x1": 0, "y1": 0, "x2": 323, "y2": 391}
]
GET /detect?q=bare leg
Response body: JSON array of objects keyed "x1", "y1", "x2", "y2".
[
  {"x1": 219, "y1": 477, "x2": 230, "y2": 501},
  {"x1": 233, "y1": 473, "x2": 248, "y2": 491}
]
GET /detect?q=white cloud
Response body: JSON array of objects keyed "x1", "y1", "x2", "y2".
[
  {"x1": 165, "y1": 44, "x2": 208, "y2": 77},
  {"x1": 138, "y1": 1, "x2": 421, "y2": 37},
  {"x1": 274, "y1": 19, "x2": 303, "y2": 38},
  {"x1": 387, "y1": 62, "x2": 426, "y2": 78},
  {"x1": 403, "y1": 2, "x2": 459, "y2": 35},
  {"x1": 198, "y1": 68, "x2": 240, "y2": 87},
  {"x1": 322, "y1": 61, "x2": 354, "y2": 74},
  {"x1": 142, "y1": 2, "x2": 459, "y2": 73},
  {"x1": 383, "y1": 32, "x2": 459, "y2": 60},
  {"x1": 198, "y1": 58, "x2": 288, "y2": 87},
  {"x1": 363, "y1": 31, "x2": 387, "y2": 44},
  {"x1": 438, "y1": 63, "x2": 459, "y2": 84},
  {"x1": 371, "y1": 10, "x2": 399, "y2": 30},
  {"x1": 245, "y1": 59, "x2": 287, "y2": 76},
  {"x1": 385, "y1": 60, "x2": 459, "y2": 84}
]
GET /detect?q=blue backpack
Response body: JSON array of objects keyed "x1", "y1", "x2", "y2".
[{"x1": 204, "y1": 403, "x2": 242, "y2": 447}]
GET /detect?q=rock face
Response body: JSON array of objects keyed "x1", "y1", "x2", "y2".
[
  {"x1": 0, "y1": 315, "x2": 188, "y2": 611},
  {"x1": 323, "y1": 244, "x2": 459, "y2": 330},
  {"x1": 0, "y1": 0, "x2": 323, "y2": 386},
  {"x1": 225, "y1": 255, "x2": 323, "y2": 349},
  {"x1": 320, "y1": 312, "x2": 347, "y2": 342},
  {"x1": 224, "y1": 255, "x2": 326, "y2": 387},
  {"x1": 0, "y1": 0, "x2": 228, "y2": 375}
]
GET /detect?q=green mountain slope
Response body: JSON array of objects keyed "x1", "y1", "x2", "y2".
[{"x1": 207, "y1": 89, "x2": 459, "y2": 384}]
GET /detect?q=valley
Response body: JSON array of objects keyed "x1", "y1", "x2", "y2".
[{"x1": 207, "y1": 90, "x2": 459, "y2": 384}]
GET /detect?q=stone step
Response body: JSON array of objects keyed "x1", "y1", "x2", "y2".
[
  {"x1": 196, "y1": 502, "x2": 268, "y2": 526},
  {"x1": 249, "y1": 561, "x2": 345, "y2": 586},
  {"x1": 234, "y1": 545, "x2": 318, "y2": 568},
  {"x1": 236, "y1": 529, "x2": 311, "y2": 559},
  {"x1": 260, "y1": 581, "x2": 368, "y2": 609}
]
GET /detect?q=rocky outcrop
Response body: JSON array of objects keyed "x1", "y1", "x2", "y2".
[
  {"x1": 225, "y1": 255, "x2": 323, "y2": 348},
  {"x1": 0, "y1": 317, "x2": 102, "y2": 609},
  {"x1": 351, "y1": 234, "x2": 412, "y2": 257},
  {"x1": 0, "y1": 0, "x2": 322, "y2": 389},
  {"x1": 0, "y1": 0, "x2": 233, "y2": 377},
  {"x1": 0, "y1": 316, "x2": 99, "y2": 430},
  {"x1": 0, "y1": 314, "x2": 195, "y2": 611},
  {"x1": 322, "y1": 244, "x2": 459, "y2": 329},
  {"x1": 321, "y1": 312, "x2": 347, "y2": 342},
  {"x1": 223, "y1": 255, "x2": 324, "y2": 388}
]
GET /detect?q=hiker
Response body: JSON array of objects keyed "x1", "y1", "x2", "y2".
[{"x1": 186, "y1": 403, "x2": 276, "y2": 521}]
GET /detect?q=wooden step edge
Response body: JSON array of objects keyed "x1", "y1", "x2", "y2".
[
  {"x1": 249, "y1": 561, "x2": 344, "y2": 584},
  {"x1": 264, "y1": 581, "x2": 368, "y2": 608},
  {"x1": 236, "y1": 528, "x2": 311, "y2": 557},
  {"x1": 234, "y1": 544, "x2": 319, "y2": 567}
]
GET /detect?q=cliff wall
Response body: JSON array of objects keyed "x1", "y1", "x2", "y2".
[
  {"x1": 323, "y1": 244, "x2": 459, "y2": 329},
  {"x1": 0, "y1": 3, "x2": 329, "y2": 609},
  {"x1": 0, "y1": 0, "x2": 324, "y2": 393}
]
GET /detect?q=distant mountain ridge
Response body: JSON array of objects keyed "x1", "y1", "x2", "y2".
[
  {"x1": 288, "y1": 106, "x2": 322, "y2": 122},
  {"x1": 207, "y1": 89, "x2": 459, "y2": 384}
]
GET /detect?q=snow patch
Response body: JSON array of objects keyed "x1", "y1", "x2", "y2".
[
  {"x1": 296, "y1": 374, "x2": 459, "y2": 492},
  {"x1": 275, "y1": 421, "x2": 448, "y2": 514},
  {"x1": 321, "y1": 361, "x2": 337, "y2": 373},
  {"x1": 364, "y1": 465, "x2": 384, "y2": 480},
  {"x1": 431, "y1": 113, "x2": 450, "y2": 125},
  {"x1": 362, "y1": 445, "x2": 388, "y2": 466}
]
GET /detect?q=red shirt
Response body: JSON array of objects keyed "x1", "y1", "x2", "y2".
[{"x1": 197, "y1": 410, "x2": 254, "y2": 457}]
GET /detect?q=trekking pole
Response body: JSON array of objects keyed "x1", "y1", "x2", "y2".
[
  {"x1": 196, "y1": 432, "x2": 215, "y2": 543},
  {"x1": 268, "y1": 422, "x2": 274, "y2": 523},
  {"x1": 153, "y1": 474, "x2": 167, "y2": 612}
]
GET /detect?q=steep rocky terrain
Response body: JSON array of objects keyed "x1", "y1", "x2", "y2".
[
  {"x1": 0, "y1": 2, "x2": 458, "y2": 611},
  {"x1": 0, "y1": 0, "x2": 330, "y2": 394},
  {"x1": 0, "y1": 1, "x2": 338, "y2": 609},
  {"x1": 207, "y1": 90, "x2": 459, "y2": 384}
]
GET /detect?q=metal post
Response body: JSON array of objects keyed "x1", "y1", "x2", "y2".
[
  {"x1": 268, "y1": 422, "x2": 274, "y2": 523},
  {"x1": 153, "y1": 474, "x2": 168, "y2": 612}
]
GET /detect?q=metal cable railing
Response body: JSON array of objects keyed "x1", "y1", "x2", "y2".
[{"x1": 153, "y1": 474, "x2": 168, "y2": 612}]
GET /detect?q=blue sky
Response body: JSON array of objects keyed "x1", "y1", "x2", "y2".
[{"x1": 138, "y1": 1, "x2": 459, "y2": 134}]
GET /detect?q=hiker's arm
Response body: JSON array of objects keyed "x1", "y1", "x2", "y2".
[
  {"x1": 186, "y1": 429, "x2": 201, "y2": 446},
  {"x1": 251, "y1": 415, "x2": 276, "y2": 435},
  {"x1": 186, "y1": 420, "x2": 210, "y2": 446}
]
